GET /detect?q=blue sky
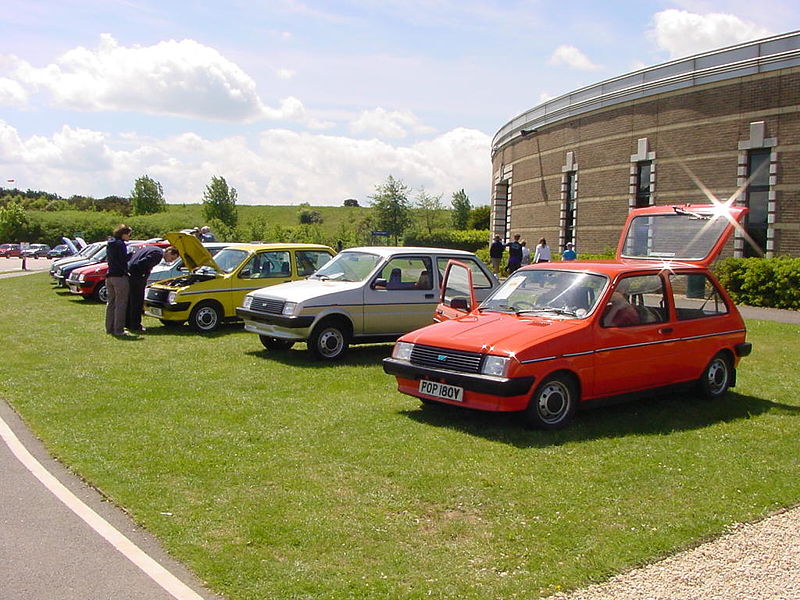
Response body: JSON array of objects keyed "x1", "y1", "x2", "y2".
[{"x1": 1, "y1": 1, "x2": 797, "y2": 206}]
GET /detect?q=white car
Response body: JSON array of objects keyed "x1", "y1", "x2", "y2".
[{"x1": 236, "y1": 246, "x2": 498, "y2": 360}]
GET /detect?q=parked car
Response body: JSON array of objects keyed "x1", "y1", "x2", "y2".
[
  {"x1": 50, "y1": 242, "x2": 107, "y2": 287},
  {"x1": 144, "y1": 233, "x2": 336, "y2": 332},
  {"x1": 382, "y1": 204, "x2": 753, "y2": 429},
  {"x1": 47, "y1": 244, "x2": 74, "y2": 259},
  {"x1": 236, "y1": 246, "x2": 499, "y2": 360},
  {"x1": 147, "y1": 242, "x2": 230, "y2": 283},
  {"x1": 21, "y1": 244, "x2": 50, "y2": 258},
  {"x1": 66, "y1": 241, "x2": 171, "y2": 302},
  {"x1": 0, "y1": 243, "x2": 21, "y2": 258}
]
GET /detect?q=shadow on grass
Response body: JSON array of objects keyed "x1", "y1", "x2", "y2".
[
  {"x1": 244, "y1": 343, "x2": 395, "y2": 368},
  {"x1": 400, "y1": 391, "x2": 800, "y2": 448}
]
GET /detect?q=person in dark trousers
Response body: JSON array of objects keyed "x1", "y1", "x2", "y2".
[
  {"x1": 489, "y1": 235, "x2": 504, "y2": 275},
  {"x1": 126, "y1": 245, "x2": 165, "y2": 332},
  {"x1": 506, "y1": 234, "x2": 523, "y2": 273},
  {"x1": 105, "y1": 224, "x2": 132, "y2": 336}
]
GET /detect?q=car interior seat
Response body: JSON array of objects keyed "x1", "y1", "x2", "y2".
[{"x1": 388, "y1": 268, "x2": 402, "y2": 289}]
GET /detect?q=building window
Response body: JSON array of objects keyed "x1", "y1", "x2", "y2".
[
  {"x1": 635, "y1": 161, "x2": 652, "y2": 208},
  {"x1": 744, "y1": 149, "x2": 770, "y2": 258},
  {"x1": 564, "y1": 171, "x2": 576, "y2": 245}
]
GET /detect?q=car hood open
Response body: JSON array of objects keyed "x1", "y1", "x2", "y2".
[{"x1": 166, "y1": 232, "x2": 220, "y2": 271}]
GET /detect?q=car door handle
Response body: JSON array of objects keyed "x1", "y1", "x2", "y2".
[
  {"x1": 658, "y1": 327, "x2": 673, "y2": 334},
  {"x1": 425, "y1": 294, "x2": 434, "y2": 299}
]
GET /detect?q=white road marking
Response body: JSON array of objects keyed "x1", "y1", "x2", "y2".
[{"x1": 0, "y1": 414, "x2": 206, "y2": 600}]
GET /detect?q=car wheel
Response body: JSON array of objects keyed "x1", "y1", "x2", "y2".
[
  {"x1": 94, "y1": 283, "x2": 108, "y2": 304},
  {"x1": 525, "y1": 374, "x2": 578, "y2": 430},
  {"x1": 308, "y1": 320, "x2": 350, "y2": 360},
  {"x1": 698, "y1": 352, "x2": 732, "y2": 399},
  {"x1": 189, "y1": 302, "x2": 221, "y2": 332},
  {"x1": 259, "y1": 335, "x2": 295, "y2": 351}
]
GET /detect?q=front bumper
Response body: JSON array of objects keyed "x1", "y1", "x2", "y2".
[
  {"x1": 382, "y1": 357, "x2": 535, "y2": 398},
  {"x1": 235, "y1": 307, "x2": 315, "y2": 329},
  {"x1": 144, "y1": 299, "x2": 192, "y2": 320}
]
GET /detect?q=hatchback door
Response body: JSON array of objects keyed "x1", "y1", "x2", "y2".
[{"x1": 433, "y1": 260, "x2": 477, "y2": 322}]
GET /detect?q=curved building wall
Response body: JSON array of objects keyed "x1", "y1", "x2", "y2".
[{"x1": 491, "y1": 31, "x2": 800, "y2": 259}]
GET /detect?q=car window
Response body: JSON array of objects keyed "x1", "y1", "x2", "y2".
[
  {"x1": 377, "y1": 256, "x2": 433, "y2": 290},
  {"x1": 240, "y1": 251, "x2": 291, "y2": 279},
  {"x1": 212, "y1": 249, "x2": 249, "y2": 273},
  {"x1": 297, "y1": 250, "x2": 332, "y2": 277},
  {"x1": 602, "y1": 274, "x2": 667, "y2": 327},
  {"x1": 670, "y1": 273, "x2": 729, "y2": 319},
  {"x1": 482, "y1": 270, "x2": 606, "y2": 317},
  {"x1": 436, "y1": 257, "x2": 492, "y2": 289},
  {"x1": 312, "y1": 251, "x2": 381, "y2": 282}
]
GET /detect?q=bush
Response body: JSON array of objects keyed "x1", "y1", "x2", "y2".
[
  {"x1": 714, "y1": 257, "x2": 800, "y2": 310},
  {"x1": 403, "y1": 229, "x2": 490, "y2": 252}
]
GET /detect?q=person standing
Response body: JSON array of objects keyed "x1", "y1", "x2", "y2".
[
  {"x1": 562, "y1": 242, "x2": 577, "y2": 261},
  {"x1": 126, "y1": 245, "x2": 165, "y2": 332},
  {"x1": 506, "y1": 234, "x2": 523, "y2": 273},
  {"x1": 489, "y1": 235, "x2": 504, "y2": 275},
  {"x1": 200, "y1": 226, "x2": 216, "y2": 242},
  {"x1": 520, "y1": 240, "x2": 531, "y2": 266},
  {"x1": 533, "y1": 238, "x2": 551, "y2": 263},
  {"x1": 105, "y1": 224, "x2": 132, "y2": 336}
]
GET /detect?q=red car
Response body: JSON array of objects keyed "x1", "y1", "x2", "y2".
[
  {"x1": 66, "y1": 240, "x2": 170, "y2": 302},
  {"x1": 383, "y1": 203, "x2": 752, "y2": 429},
  {"x1": 0, "y1": 243, "x2": 21, "y2": 257}
]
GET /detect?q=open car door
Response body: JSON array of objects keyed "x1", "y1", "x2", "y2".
[{"x1": 433, "y1": 260, "x2": 477, "y2": 322}]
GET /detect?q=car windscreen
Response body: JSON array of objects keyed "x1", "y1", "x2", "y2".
[
  {"x1": 310, "y1": 251, "x2": 381, "y2": 282},
  {"x1": 210, "y1": 248, "x2": 249, "y2": 273},
  {"x1": 481, "y1": 270, "x2": 607, "y2": 318},
  {"x1": 621, "y1": 211, "x2": 729, "y2": 261}
]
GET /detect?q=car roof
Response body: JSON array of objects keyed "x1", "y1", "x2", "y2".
[
  {"x1": 221, "y1": 243, "x2": 335, "y2": 251},
  {"x1": 341, "y1": 246, "x2": 478, "y2": 258}
]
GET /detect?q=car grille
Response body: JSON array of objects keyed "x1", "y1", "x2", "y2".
[
  {"x1": 250, "y1": 297, "x2": 285, "y2": 314},
  {"x1": 67, "y1": 272, "x2": 80, "y2": 282},
  {"x1": 146, "y1": 288, "x2": 170, "y2": 302},
  {"x1": 410, "y1": 345, "x2": 483, "y2": 374}
]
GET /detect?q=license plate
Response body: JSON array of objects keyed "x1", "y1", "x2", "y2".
[
  {"x1": 419, "y1": 380, "x2": 463, "y2": 402},
  {"x1": 148, "y1": 307, "x2": 163, "y2": 317}
]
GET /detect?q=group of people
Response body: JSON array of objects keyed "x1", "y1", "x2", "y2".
[
  {"x1": 489, "y1": 235, "x2": 576, "y2": 275},
  {"x1": 104, "y1": 224, "x2": 182, "y2": 337}
]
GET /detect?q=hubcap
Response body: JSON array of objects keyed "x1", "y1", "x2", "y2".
[
  {"x1": 196, "y1": 307, "x2": 218, "y2": 330},
  {"x1": 318, "y1": 328, "x2": 343, "y2": 358},
  {"x1": 537, "y1": 382, "x2": 569, "y2": 423},
  {"x1": 707, "y1": 359, "x2": 728, "y2": 395}
]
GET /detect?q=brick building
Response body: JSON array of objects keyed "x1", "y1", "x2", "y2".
[{"x1": 490, "y1": 31, "x2": 800, "y2": 259}]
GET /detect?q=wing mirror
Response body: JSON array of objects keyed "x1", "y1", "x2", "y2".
[
  {"x1": 450, "y1": 296, "x2": 471, "y2": 311},
  {"x1": 373, "y1": 278, "x2": 388, "y2": 289}
]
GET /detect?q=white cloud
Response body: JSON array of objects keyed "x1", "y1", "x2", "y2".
[
  {"x1": 0, "y1": 120, "x2": 492, "y2": 205},
  {"x1": 7, "y1": 34, "x2": 318, "y2": 125},
  {"x1": 649, "y1": 10, "x2": 772, "y2": 59},
  {"x1": 276, "y1": 68, "x2": 295, "y2": 79},
  {"x1": 0, "y1": 77, "x2": 27, "y2": 106},
  {"x1": 349, "y1": 107, "x2": 436, "y2": 139},
  {"x1": 548, "y1": 45, "x2": 602, "y2": 71}
]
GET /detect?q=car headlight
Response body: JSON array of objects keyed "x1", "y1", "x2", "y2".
[
  {"x1": 392, "y1": 341, "x2": 414, "y2": 362},
  {"x1": 242, "y1": 295, "x2": 253, "y2": 309},
  {"x1": 168, "y1": 291, "x2": 178, "y2": 304},
  {"x1": 282, "y1": 301, "x2": 298, "y2": 316},
  {"x1": 481, "y1": 355, "x2": 511, "y2": 377},
  {"x1": 78, "y1": 274, "x2": 85, "y2": 282}
]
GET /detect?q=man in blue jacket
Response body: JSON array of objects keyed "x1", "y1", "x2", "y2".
[
  {"x1": 126, "y1": 245, "x2": 164, "y2": 332},
  {"x1": 106, "y1": 225, "x2": 132, "y2": 336}
]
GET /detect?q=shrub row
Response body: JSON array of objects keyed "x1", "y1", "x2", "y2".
[
  {"x1": 714, "y1": 257, "x2": 800, "y2": 310},
  {"x1": 403, "y1": 229, "x2": 490, "y2": 252}
]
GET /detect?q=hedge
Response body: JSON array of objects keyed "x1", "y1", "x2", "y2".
[
  {"x1": 714, "y1": 257, "x2": 800, "y2": 310},
  {"x1": 403, "y1": 229, "x2": 490, "y2": 252}
]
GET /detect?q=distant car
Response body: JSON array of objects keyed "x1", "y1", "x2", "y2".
[
  {"x1": 236, "y1": 246, "x2": 499, "y2": 360},
  {"x1": 47, "y1": 244, "x2": 74, "y2": 259},
  {"x1": 383, "y1": 203, "x2": 753, "y2": 430},
  {"x1": 147, "y1": 242, "x2": 230, "y2": 283},
  {"x1": 21, "y1": 244, "x2": 50, "y2": 258},
  {"x1": 0, "y1": 243, "x2": 21, "y2": 258},
  {"x1": 50, "y1": 242, "x2": 107, "y2": 287}
]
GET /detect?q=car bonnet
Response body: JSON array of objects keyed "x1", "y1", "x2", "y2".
[{"x1": 165, "y1": 232, "x2": 220, "y2": 271}]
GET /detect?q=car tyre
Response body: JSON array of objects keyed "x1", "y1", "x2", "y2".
[
  {"x1": 525, "y1": 373, "x2": 578, "y2": 430},
  {"x1": 189, "y1": 301, "x2": 221, "y2": 333},
  {"x1": 308, "y1": 319, "x2": 350, "y2": 360},
  {"x1": 259, "y1": 335, "x2": 295, "y2": 351},
  {"x1": 698, "y1": 352, "x2": 732, "y2": 400},
  {"x1": 94, "y1": 282, "x2": 108, "y2": 304}
]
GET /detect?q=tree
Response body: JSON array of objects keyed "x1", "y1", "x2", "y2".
[
  {"x1": 369, "y1": 175, "x2": 412, "y2": 245},
  {"x1": 414, "y1": 188, "x2": 447, "y2": 235},
  {"x1": 0, "y1": 199, "x2": 29, "y2": 241},
  {"x1": 130, "y1": 175, "x2": 166, "y2": 215},
  {"x1": 202, "y1": 176, "x2": 238, "y2": 227},
  {"x1": 468, "y1": 205, "x2": 491, "y2": 230},
  {"x1": 451, "y1": 189, "x2": 472, "y2": 230},
  {"x1": 297, "y1": 203, "x2": 323, "y2": 224},
  {"x1": 343, "y1": 198, "x2": 359, "y2": 207}
]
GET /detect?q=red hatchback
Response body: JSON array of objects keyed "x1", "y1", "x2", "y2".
[
  {"x1": 383, "y1": 203, "x2": 753, "y2": 429},
  {"x1": 0, "y1": 243, "x2": 21, "y2": 258}
]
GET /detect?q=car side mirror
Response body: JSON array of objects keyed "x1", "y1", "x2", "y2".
[
  {"x1": 450, "y1": 296, "x2": 470, "y2": 311},
  {"x1": 240, "y1": 268, "x2": 251, "y2": 278},
  {"x1": 373, "y1": 278, "x2": 388, "y2": 289}
]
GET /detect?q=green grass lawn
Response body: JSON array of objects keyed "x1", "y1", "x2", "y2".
[{"x1": 3, "y1": 273, "x2": 799, "y2": 600}]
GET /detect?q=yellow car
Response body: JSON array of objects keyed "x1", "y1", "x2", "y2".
[{"x1": 144, "y1": 232, "x2": 335, "y2": 332}]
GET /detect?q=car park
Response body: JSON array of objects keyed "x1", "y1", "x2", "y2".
[
  {"x1": 144, "y1": 233, "x2": 335, "y2": 332},
  {"x1": 382, "y1": 203, "x2": 753, "y2": 429},
  {"x1": 0, "y1": 243, "x2": 21, "y2": 257},
  {"x1": 21, "y1": 244, "x2": 50, "y2": 258},
  {"x1": 236, "y1": 246, "x2": 499, "y2": 360},
  {"x1": 50, "y1": 242, "x2": 107, "y2": 287},
  {"x1": 47, "y1": 244, "x2": 74, "y2": 259}
]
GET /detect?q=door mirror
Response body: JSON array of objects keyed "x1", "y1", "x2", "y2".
[
  {"x1": 450, "y1": 296, "x2": 470, "y2": 311},
  {"x1": 372, "y1": 278, "x2": 388, "y2": 289}
]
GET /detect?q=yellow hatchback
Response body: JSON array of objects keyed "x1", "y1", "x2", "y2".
[{"x1": 144, "y1": 232, "x2": 335, "y2": 332}]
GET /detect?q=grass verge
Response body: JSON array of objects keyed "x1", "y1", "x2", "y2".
[{"x1": 3, "y1": 273, "x2": 799, "y2": 599}]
